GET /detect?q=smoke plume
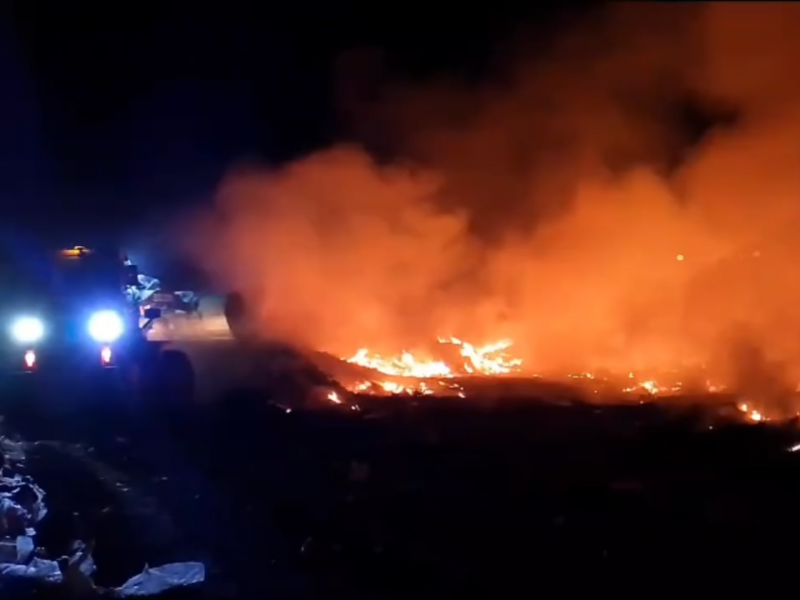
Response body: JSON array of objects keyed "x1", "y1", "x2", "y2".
[{"x1": 188, "y1": 3, "x2": 800, "y2": 395}]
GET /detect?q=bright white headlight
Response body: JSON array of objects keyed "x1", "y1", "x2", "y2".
[
  {"x1": 88, "y1": 310, "x2": 124, "y2": 342},
  {"x1": 11, "y1": 316, "x2": 44, "y2": 343}
]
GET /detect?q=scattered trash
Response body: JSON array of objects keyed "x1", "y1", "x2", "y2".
[
  {"x1": 0, "y1": 475, "x2": 48, "y2": 537},
  {"x1": 61, "y1": 540, "x2": 98, "y2": 597},
  {"x1": 113, "y1": 562, "x2": 206, "y2": 597},
  {"x1": 68, "y1": 540, "x2": 97, "y2": 578},
  {"x1": 0, "y1": 441, "x2": 59, "y2": 594},
  {"x1": 0, "y1": 536, "x2": 34, "y2": 564},
  {"x1": 0, "y1": 438, "x2": 25, "y2": 467},
  {"x1": 2, "y1": 539, "x2": 205, "y2": 596},
  {"x1": 0, "y1": 557, "x2": 63, "y2": 586},
  {"x1": 0, "y1": 437, "x2": 206, "y2": 596}
]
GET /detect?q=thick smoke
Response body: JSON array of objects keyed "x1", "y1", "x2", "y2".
[{"x1": 188, "y1": 4, "x2": 800, "y2": 394}]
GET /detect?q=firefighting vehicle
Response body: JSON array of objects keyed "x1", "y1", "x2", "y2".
[{"x1": 0, "y1": 244, "x2": 194, "y2": 397}]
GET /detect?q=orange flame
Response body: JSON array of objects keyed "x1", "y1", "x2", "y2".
[{"x1": 346, "y1": 337, "x2": 523, "y2": 379}]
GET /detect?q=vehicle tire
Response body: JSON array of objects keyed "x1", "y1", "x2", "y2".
[{"x1": 153, "y1": 349, "x2": 196, "y2": 408}]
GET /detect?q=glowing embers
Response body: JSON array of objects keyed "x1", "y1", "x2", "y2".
[
  {"x1": 23, "y1": 350, "x2": 36, "y2": 370},
  {"x1": 737, "y1": 402, "x2": 765, "y2": 423},
  {"x1": 100, "y1": 346, "x2": 113, "y2": 366}
]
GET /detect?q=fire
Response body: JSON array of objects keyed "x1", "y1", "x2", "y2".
[
  {"x1": 350, "y1": 378, "x2": 467, "y2": 398},
  {"x1": 737, "y1": 402, "x2": 766, "y2": 423},
  {"x1": 340, "y1": 338, "x2": 714, "y2": 400},
  {"x1": 346, "y1": 337, "x2": 522, "y2": 379},
  {"x1": 441, "y1": 337, "x2": 523, "y2": 375},
  {"x1": 621, "y1": 377, "x2": 686, "y2": 395},
  {"x1": 347, "y1": 349, "x2": 452, "y2": 378},
  {"x1": 342, "y1": 337, "x2": 522, "y2": 396},
  {"x1": 336, "y1": 338, "x2": 779, "y2": 427}
]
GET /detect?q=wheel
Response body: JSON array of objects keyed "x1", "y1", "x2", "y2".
[{"x1": 151, "y1": 349, "x2": 196, "y2": 407}]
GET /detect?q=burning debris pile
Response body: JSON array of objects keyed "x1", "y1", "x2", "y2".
[
  {"x1": 348, "y1": 337, "x2": 522, "y2": 379},
  {"x1": 0, "y1": 436, "x2": 205, "y2": 597},
  {"x1": 183, "y1": 4, "x2": 800, "y2": 428},
  {"x1": 315, "y1": 336, "x2": 800, "y2": 423},
  {"x1": 342, "y1": 337, "x2": 520, "y2": 397},
  {"x1": 336, "y1": 336, "x2": 682, "y2": 395}
]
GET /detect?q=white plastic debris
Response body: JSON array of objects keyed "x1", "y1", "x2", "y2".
[
  {"x1": 113, "y1": 562, "x2": 206, "y2": 596},
  {"x1": 62, "y1": 540, "x2": 99, "y2": 597},
  {"x1": 0, "y1": 536, "x2": 34, "y2": 564},
  {"x1": 0, "y1": 442, "x2": 206, "y2": 596},
  {"x1": 0, "y1": 437, "x2": 25, "y2": 465},
  {"x1": 0, "y1": 465, "x2": 57, "y2": 592},
  {"x1": 0, "y1": 557, "x2": 63, "y2": 584},
  {"x1": 68, "y1": 539, "x2": 97, "y2": 577},
  {"x1": 0, "y1": 475, "x2": 48, "y2": 537},
  {"x1": 15, "y1": 536, "x2": 34, "y2": 563}
]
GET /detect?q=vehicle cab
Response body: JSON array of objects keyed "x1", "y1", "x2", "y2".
[{"x1": 2, "y1": 245, "x2": 158, "y2": 374}]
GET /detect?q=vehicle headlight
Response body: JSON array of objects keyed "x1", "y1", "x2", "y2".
[
  {"x1": 10, "y1": 316, "x2": 44, "y2": 343},
  {"x1": 88, "y1": 310, "x2": 124, "y2": 342}
]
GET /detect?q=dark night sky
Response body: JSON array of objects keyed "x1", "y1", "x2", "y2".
[{"x1": 0, "y1": 2, "x2": 570, "y2": 241}]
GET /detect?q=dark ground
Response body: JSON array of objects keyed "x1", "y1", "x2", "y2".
[{"x1": 3, "y1": 342, "x2": 800, "y2": 597}]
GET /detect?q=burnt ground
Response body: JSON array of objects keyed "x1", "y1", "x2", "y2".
[{"x1": 3, "y1": 345, "x2": 800, "y2": 597}]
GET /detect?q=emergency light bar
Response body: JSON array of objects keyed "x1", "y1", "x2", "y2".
[{"x1": 59, "y1": 246, "x2": 92, "y2": 258}]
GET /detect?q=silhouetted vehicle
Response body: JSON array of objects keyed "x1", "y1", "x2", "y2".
[{"x1": 0, "y1": 245, "x2": 194, "y2": 402}]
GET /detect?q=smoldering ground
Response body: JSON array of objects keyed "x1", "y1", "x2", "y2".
[{"x1": 185, "y1": 3, "x2": 800, "y2": 401}]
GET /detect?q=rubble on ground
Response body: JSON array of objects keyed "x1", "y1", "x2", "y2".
[{"x1": 0, "y1": 435, "x2": 205, "y2": 597}]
